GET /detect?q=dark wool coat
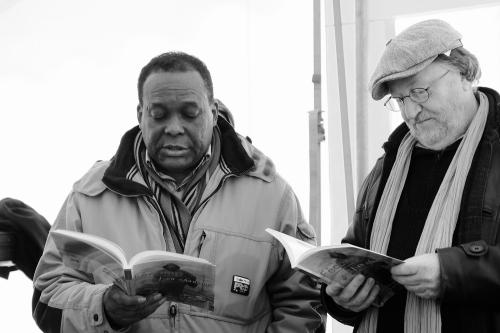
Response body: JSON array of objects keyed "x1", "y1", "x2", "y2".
[{"x1": 323, "y1": 87, "x2": 500, "y2": 333}]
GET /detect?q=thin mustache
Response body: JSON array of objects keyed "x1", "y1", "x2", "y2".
[{"x1": 160, "y1": 144, "x2": 188, "y2": 149}]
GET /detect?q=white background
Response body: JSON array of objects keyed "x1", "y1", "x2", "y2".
[
  {"x1": 0, "y1": 1, "x2": 499, "y2": 332},
  {"x1": 0, "y1": 1, "x2": 314, "y2": 332}
]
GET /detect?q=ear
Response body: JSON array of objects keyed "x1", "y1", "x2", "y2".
[
  {"x1": 137, "y1": 104, "x2": 143, "y2": 127},
  {"x1": 211, "y1": 101, "x2": 219, "y2": 126},
  {"x1": 460, "y1": 76, "x2": 473, "y2": 92}
]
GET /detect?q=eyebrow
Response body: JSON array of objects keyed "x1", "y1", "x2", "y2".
[
  {"x1": 146, "y1": 103, "x2": 165, "y2": 111},
  {"x1": 147, "y1": 101, "x2": 200, "y2": 110},
  {"x1": 180, "y1": 101, "x2": 200, "y2": 108}
]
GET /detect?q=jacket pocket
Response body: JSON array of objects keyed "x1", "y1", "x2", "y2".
[{"x1": 197, "y1": 229, "x2": 272, "y2": 324}]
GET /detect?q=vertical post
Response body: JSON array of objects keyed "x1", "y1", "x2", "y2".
[
  {"x1": 309, "y1": 0, "x2": 325, "y2": 244},
  {"x1": 331, "y1": 0, "x2": 355, "y2": 224},
  {"x1": 355, "y1": 0, "x2": 369, "y2": 191}
]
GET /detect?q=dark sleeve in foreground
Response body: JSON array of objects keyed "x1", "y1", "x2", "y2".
[{"x1": 438, "y1": 240, "x2": 500, "y2": 308}]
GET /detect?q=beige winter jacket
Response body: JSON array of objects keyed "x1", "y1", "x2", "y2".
[{"x1": 33, "y1": 123, "x2": 325, "y2": 333}]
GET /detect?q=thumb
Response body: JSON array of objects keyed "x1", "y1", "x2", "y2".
[{"x1": 391, "y1": 262, "x2": 416, "y2": 276}]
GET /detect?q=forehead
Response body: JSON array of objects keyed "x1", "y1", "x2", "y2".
[
  {"x1": 142, "y1": 70, "x2": 208, "y2": 103},
  {"x1": 388, "y1": 62, "x2": 448, "y2": 95}
]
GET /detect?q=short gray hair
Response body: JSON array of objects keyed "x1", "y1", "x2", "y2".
[{"x1": 435, "y1": 47, "x2": 481, "y2": 84}]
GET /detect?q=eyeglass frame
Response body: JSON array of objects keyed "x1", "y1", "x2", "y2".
[{"x1": 383, "y1": 70, "x2": 451, "y2": 112}]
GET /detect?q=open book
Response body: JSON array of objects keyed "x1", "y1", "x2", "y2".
[
  {"x1": 51, "y1": 229, "x2": 215, "y2": 311},
  {"x1": 266, "y1": 228, "x2": 403, "y2": 306}
]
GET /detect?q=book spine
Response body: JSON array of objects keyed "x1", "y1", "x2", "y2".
[
  {"x1": 124, "y1": 268, "x2": 132, "y2": 280},
  {"x1": 124, "y1": 268, "x2": 135, "y2": 295}
]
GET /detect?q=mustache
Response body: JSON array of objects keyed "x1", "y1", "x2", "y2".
[
  {"x1": 414, "y1": 111, "x2": 431, "y2": 124},
  {"x1": 158, "y1": 144, "x2": 188, "y2": 150}
]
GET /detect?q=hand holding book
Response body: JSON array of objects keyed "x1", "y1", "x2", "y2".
[
  {"x1": 51, "y1": 229, "x2": 216, "y2": 311},
  {"x1": 265, "y1": 228, "x2": 403, "y2": 307},
  {"x1": 103, "y1": 285, "x2": 166, "y2": 330},
  {"x1": 325, "y1": 273, "x2": 382, "y2": 312}
]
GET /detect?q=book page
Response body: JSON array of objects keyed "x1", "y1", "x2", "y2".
[
  {"x1": 129, "y1": 250, "x2": 211, "y2": 267},
  {"x1": 297, "y1": 245, "x2": 403, "y2": 306},
  {"x1": 51, "y1": 230, "x2": 127, "y2": 284},
  {"x1": 265, "y1": 228, "x2": 315, "y2": 266},
  {"x1": 130, "y1": 257, "x2": 216, "y2": 311}
]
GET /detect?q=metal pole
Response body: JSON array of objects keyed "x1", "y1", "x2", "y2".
[
  {"x1": 309, "y1": 0, "x2": 325, "y2": 244},
  {"x1": 355, "y1": 0, "x2": 369, "y2": 191},
  {"x1": 331, "y1": 0, "x2": 355, "y2": 224}
]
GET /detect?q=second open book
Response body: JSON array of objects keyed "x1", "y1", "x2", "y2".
[
  {"x1": 266, "y1": 228, "x2": 404, "y2": 306},
  {"x1": 51, "y1": 229, "x2": 215, "y2": 311}
]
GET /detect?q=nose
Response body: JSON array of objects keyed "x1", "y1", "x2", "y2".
[
  {"x1": 163, "y1": 115, "x2": 184, "y2": 136},
  {"x1": 402, "y1": 99, "x2": 423, "y2": 120}
]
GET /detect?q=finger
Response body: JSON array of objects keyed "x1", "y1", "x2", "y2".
[
  {"x1": 144, "y1": 293, "x2": 163, "y2": 304},
  {"x1": 325, "y1": 281, "x2": 346, "y2": 297},
  {"x1": 113, "y1": 295, "x2": 167, "y2": 319},
  {"x1": 350, "y1": 278, "x2": 375, "y2": 307},
  {"x1": 105, "y1": 287, "x2": 143, "y2": 310},
  {"x1": 336, "y1": 274, "x2": 366, "y2": 303},
  {"x1": 108, "y1": 291, "x2": 149, "y2": 311},
  {"x1": 115, "y1": 293, "x2": 148, "y2": 307},
  {"x1": 135, "y1": 297, "x2": 168, "y2": 318},
  {"x1": 392, "y1": 274, "x2": 419, "y2": 286},
  {"x1": 404, "y1": 284, "x2": 424, "y2": 294},
  {"x1": 355, "y1": 284, "x2": 380, "y2": 311},
  {"x1": 391, "y1": 262, "x2": 418, "y2": 276}
]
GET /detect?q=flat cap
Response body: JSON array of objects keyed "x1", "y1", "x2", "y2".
[{"x1": 369, "y1": 19, "x2": 463, "y2": 100}]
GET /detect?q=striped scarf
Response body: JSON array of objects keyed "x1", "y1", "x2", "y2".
[
  {"x1": 133, "y1": 130, "x2": 223, "y2": 253},
  {"x1": 359, "y1": 92, "x2": 489, "y2": 333}
]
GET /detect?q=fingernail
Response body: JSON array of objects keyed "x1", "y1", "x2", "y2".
[{"x1": 138, "y1": 296, "x2": 147, "y2": 303}]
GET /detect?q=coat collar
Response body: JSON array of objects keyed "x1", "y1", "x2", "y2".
[
  {"x1": 102, "y1": 117, "x2": 274, "y2": 196},
  {"x1": 374, "y1": 87, "x2": 500, "y2": 245}
]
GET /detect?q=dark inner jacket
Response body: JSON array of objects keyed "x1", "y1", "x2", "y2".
[{"x1": 322, "y1": 87, "x2": 500, "y2": 333}]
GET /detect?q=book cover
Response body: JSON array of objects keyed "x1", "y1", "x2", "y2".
[
  {"x1": 266, "y1": 228, "x2": 403, "y2": 306},
  {"x1": 51, "y1": 229, "x2": 215, "y2": 311}
]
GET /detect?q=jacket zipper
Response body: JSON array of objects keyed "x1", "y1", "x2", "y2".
[
  {"x1": 198, "y1": 231, "x2": 207, "y2": 254},
  {"x1": 187, "y1": 174, "x2": 238, "y2": 258},
  {"x1": 192, "y1": 173, "x2": 237, "y2": 220}
]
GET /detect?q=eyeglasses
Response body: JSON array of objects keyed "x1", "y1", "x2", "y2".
[{"x1": 384, "y1": 70, "x2": 451, "y2": 112}]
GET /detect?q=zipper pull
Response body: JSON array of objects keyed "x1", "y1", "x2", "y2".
[
  {"x1": 198, "y1": 231, "x2": 206, "y2": 254},
  {"x1": 169, "y1": 303, "x2": 177, "y2": 329}
]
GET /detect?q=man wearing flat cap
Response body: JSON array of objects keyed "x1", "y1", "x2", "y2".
[{"x1": 321, "y1": 19, "x2": 500, "y2": 333}]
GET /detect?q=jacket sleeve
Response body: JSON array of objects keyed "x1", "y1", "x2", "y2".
[
  {"x1": 32, "y1": 192, "x2": 117, "y2": 333},
  {"x1": 265, "y1": 185, "x2": 326, "y2": 333},
  {"x1": 437, "y1": 240, "x2": 500, "y2": 308}
]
